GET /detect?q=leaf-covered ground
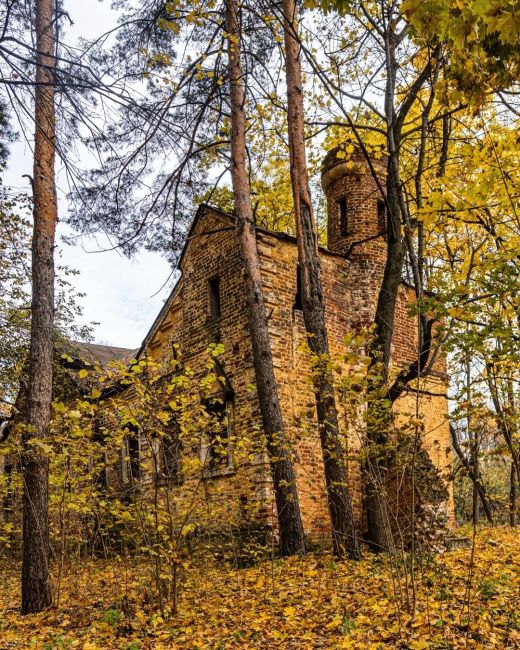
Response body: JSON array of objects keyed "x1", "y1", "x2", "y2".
[{"x1": 0, "y1": 527, "x2": 519, "y2": 649}]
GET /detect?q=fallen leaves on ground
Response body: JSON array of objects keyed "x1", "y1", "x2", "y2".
[{"x1": 0, "y1": 527, "x2": 519, "y2": 649}]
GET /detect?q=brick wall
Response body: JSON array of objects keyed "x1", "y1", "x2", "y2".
[
  {"x1": 97, "y1": 166, "x2": 453, "y2": 545},
  {"x1": 256, "y1": 230, "x2": 452, "y2": 538}
]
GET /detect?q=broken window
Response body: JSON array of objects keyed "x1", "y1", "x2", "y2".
[
  {"x1": 200, "y1": 398, "x2": 234, "y2": 476},
  {"x1": 153, "y1": 416, "x2": 183, "y2": 485},
  {"x1": 121, "y1": 422, "x2": 140, "y2": 484}
]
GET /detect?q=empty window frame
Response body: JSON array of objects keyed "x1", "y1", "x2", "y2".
[
  {"x1": 200, "y1": 399, "x2": 234, "y2": 476},
  {"x1": 208, "y1": 276, "x2": 221, "y2": 320},
  {"x1": 92, "y1": 427, "x2": 109, "y2": 490},
  {"x1": 292, "y1": 264, "x2": 303, "y2": 311},
  {"x1": 377, "y1": 198, "x2": 387, "y2": 233},
  {"x1": 121, "y1": 422, "x2": 140, "y2": 484},
  {"x1": 338, "y1": 196, "x2": 349, "y2": 236},
  {"x1": 153, "y1": 417, "x2": 183, "y2": 485}
]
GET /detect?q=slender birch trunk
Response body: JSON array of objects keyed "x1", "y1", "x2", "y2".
[
  {"x1": 281, "y1": 0, "x2": 360, "y2": 560},
  {"x1": 21, "y1": 0, "x2": 57, "y2": 613},
  {"x1": 225, "y1": 0, "x2": 305, "y2": 556},
  {"x1": 510, "y1": 462, "x2": 517, "y2": 528}
]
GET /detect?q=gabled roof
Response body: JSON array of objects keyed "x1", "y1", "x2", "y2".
[
  {"x1": 176, "y1": 203, "x2": 235, "y2": 270},
  {"x1": 136, "y1": 203, "x2": 351, "y2": 360},
  {"x1": 136, "y1": 204, "x2": 234, "y2": 359},
  {"x1": 71, "y1": 341, "x2": 139, "y2": 367}
]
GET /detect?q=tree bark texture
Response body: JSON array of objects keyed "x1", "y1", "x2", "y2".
[
  {"x1": 225, "y1": 0, "x2": 305, "y2": 556},
  {"x1": 510, "y1": 462, "x2": 517, "y2": 528},
  {"x1": 281, "y1": 0, "x2": 360, "y2": 560},
  {"x1": 363, "y1": 26, "x2": 407, "y2": 552},
  {"x1": 364, "y1": 40, "x2": 442, "y2": 550},
  {"x1": 22, "y1": 0, "x2": 57, "y2": 614}
]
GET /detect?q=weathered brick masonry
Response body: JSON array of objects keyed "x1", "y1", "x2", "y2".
[{"x1": 98, "y1": 148, "x2": 454, "y2": 542}]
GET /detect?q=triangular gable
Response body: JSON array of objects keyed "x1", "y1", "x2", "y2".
[
  {"x1": 136, "y1": 205, "x2": 234, "y2": 359},
  {"x1": 176, "y1": 203, "x2": 234, "y2": 271}
]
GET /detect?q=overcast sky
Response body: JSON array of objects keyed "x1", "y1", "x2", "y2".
[{"x1": 5, "y1": 0, "x2": 173, "y2": 349}]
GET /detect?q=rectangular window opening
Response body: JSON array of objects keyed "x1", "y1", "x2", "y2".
[
  {"x1": 208, "y1": 276, "x2": 221, "y2": 321},
  {"x1": 127, "y1": 428, "x2": 140, "y2": 482},
  {"x1": 292, "y1": 264, "x2": 303, "y2": 311},
  {"x1": 338, "y1": 197, "x2": 348, "y2": 236},
  {"x1": 201, "y1": 400, "x2": 234, "y2": 476},
  {"x1": 121, "y1": 422, "x2": 140, "y2": 485},
  {"x1": 160, "y1": 418, "x2": 183, "y2": 485},
  {"x1": 92, "y1": 428, "x2": 108, "y2": 489},
  {"x1": 377, "y1": 199, "x2": 387, "y2": 234}
]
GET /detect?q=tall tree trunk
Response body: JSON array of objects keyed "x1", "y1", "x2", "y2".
[
  {"x1": 225, "y1": 0, "x2": 305, "y2": 556},
  {"x1": 486, "y1": 367, "x2": 520, "y2": 519},
  {"x1": 450, "y1": 424, "x2": 493, "y2": 524},
  {"x1": 510, "y1": 462, "x2": 517, "y2": 527},
  {"x1": 466, "y1": 362, "x2": 480, "y2": 525},
  {"x1": 363, "y1": 141, "x2": 405, "y2": 553},
  {"x1": 471, "y1": 434, "x2": 480, "y2": 525},
  {"x1": 21, "y1": 0, "x2": 57, "y2": 614},
  {"x1": 361, "y1": 32, "x2": 441, "y2": 552},
  {"x1": 363, "y1": 21, "x2": 417, "y2": 552},
  {"x1": 281, "y1": 0, "x2": 360, "y2": 560}
]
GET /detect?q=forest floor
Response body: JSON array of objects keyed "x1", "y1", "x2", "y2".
[{"x1": 0, "y1": 526, "x2": 519, "y2": 649}]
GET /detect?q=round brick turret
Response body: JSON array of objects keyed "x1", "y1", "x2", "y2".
[
  {"x1": 321, "y1": 145, "x2": 386, "y2": 259},
  {"x1": 321, "y1": 145, "x2": 387, "y2": 329}
]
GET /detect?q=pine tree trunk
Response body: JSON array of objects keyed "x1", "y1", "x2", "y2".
[
  {"x1": 21, "y1": 0, "x2": 56, "y2": 614},
  {"x1": 282, "y1": 0, "x2": 360, "y2": 560},
  {"x1": 225, "y1": 0, "x2": 305, "y2": 556}
]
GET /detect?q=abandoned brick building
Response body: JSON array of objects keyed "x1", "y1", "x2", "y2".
[{"x1": 85, "y1": 147, "x2": 454, "y2": 542}]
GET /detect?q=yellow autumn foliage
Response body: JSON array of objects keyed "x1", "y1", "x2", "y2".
[{"x1": 0, "y1": 527, "x2": 518, "y2": 649}]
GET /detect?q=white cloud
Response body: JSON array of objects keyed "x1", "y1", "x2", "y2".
[
  {"x1": 59, "y1": 231, "x2": 173, "y2": 348},
  {"x1": 4, "y1": 0, "x2": 178, "y2": 349}
]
